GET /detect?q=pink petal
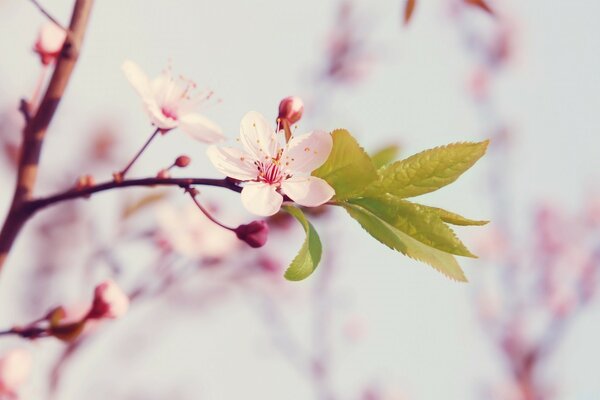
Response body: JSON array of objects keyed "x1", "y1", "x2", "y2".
[
  {"x1": 179, "y1": 113, "x2": 225, "y2": 143},
  {"x1": 241, "y1": 182, "x2": 283, "y2": 216},
  {"x1": 206, "y1": 145, "x2": 257, "y2": 181},
  {"x1": 122, "y1": 60, "x2": 153, "y2": 101},
  {"x1": 281, "y1": 176, "x2": 335, "y2": 207},
  {"x1": 282, "y1": 130, "x2": 332, "y2": 174},
  {"x1": 239, "y1": 111, "x2": 279, "y2": 160},
  {"x1": 143, "y1": 102, "x2": 178, "y2": 130}
]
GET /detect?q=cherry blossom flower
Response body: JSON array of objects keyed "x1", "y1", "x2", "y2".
[
  {"x1": 0, "y1": 349, "x2": 32, "y2": 397},
  {"x1": 207, "y1": 111, "x2": 335, "y2": 216},
  {"x1": 34, "y1": 22, "x2": 67, "y2": 65},
  {"x1": 87, "y1": 280, "x2": 129, "y2": 319},
  {"x1": 122, "y1": 60, "x2": 224, "y2": 143}
]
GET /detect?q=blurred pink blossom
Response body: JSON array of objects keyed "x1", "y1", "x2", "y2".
[
  {"x1": 156, "y1": 204, "x2": 240, "y2": 260},
  {"x1": 87, "y1": 280, "x2": 129, "y2": 319},
  {"x1": 0, "y1": 349, "x2": 32, "y2": 397}
]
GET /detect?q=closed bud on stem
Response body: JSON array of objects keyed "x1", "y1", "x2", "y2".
[
  {"x1": 174, "y1": 155, "x2": 191, "y2": 168},
  {"x1": 234, "y1": 220, "x2": 269, "y2": 248},
  {"x1": 87, "y1": 280, "x2": 129, "y2": 320},
  {"x1": 34, "y1": 23, "x2": 67, "y2": 66},
  {"x1": 278, "y1": 96, "x2": 304, "y2": 125}
]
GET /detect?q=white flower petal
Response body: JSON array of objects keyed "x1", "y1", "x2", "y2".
[
  {"x1": 282, "y1": 130, "x2": 332, "y2": 174},
  {"x1": 281, "y1": 176, "x2": 335, "y2": 207},
  {"x1": 206, "y1": 145, "x2": 257, "y2": 181},
  {"x1": 180, "y1": 113, "x2": 225, "y2": 143},
  {"x1": 239, "y1": 111, "x2": 279, "y2": 160},
  {"x1": 122, "y1": 60, "x2": 153, "y2": 101},
  {"x1": 150, "y1": 71, "x2": 174, "y2": 107},
  {"x1": 241, "y1": 182, "x2": 283, "y2": 216},
  {"x1": 38, "y1": 22, "x2": 66, "y2": 53}
]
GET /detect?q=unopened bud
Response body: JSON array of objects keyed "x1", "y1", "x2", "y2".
[
  {"x1": 234, "y1": 220, "x2": 269, "y2": 248},
  {"x1": 87, "y1": 280, "x2": 129, "y2": 320},
  {"x1": 34, "y1": 23, "x2": 67, "y2": 66},
  {"x1": 278, "y1": 96, "x2": 304, "y2": 125},
  {"x1": 75, "y1": 175, "x2": 95, "y2": 191},
  {"x1": 175, "y1": 155, "x2": 191, "y2": 168}
]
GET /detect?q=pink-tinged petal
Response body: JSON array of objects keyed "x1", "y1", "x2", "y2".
[
  {"x1": 282, "y1": 130, "x2": 332, "y2": 173},
  {"x1": 179, "y1": 113, "x2": 225, "y2": 143},
  {"x1": 143, "y1": 102, "x2": 178, "y2": 130},
  {"x1": 150, "y1": 71, "x2": 173, "y2": 107},
  {"x1": 122, "y1": 60, "x2": 153, "y2": 101},
  {"x1": 241, "y1": 182, "x2": 283, "y2": 216},
  {"x1": 36, "y1": 22, "x2": 66, "y2": 53},
  {"x1": 239, "y1": 111, "x2": 279, "y2": 160},
  {"x1": 281, "y1": 176, "x2": 335, "y2": 207},
  {"x1": 206, "y1": 145, "x2": 257, "y2": 181}
]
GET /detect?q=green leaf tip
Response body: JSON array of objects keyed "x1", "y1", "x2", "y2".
[
  {"x1": 366, "y1": 139, "x2": 490, "y2": 199},
  {"x1": 282, "y1": 206, "x2": 323, "y2": 281}
]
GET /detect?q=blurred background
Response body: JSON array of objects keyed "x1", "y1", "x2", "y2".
[{"x1": 1, "y1": 0, "x2": 600, "y2": 399}]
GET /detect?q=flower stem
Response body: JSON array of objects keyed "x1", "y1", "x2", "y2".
[
  {"x1": 184, "y1": 187, "x2": 234, "y2": 231},
  {"x1": 117, "y1": 128, "x2": 160, "y2": 179},
  {"x1": 282, "y1": 119, "x2": 293, "y2": 143},
  {"x1": 30, "y1": 65, "x2": 49, "y2": 113}
]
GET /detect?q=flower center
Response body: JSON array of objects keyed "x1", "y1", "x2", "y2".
[
  {"x1": 161, "y1": 106, "x2": 178, "y2": 121},
  {"x1": 256, "y1": 161, "x2": 287, "y2": 185}
]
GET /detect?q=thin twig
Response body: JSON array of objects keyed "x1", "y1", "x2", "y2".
[{"x1": 117, "y1": 128, "x2": 161, "y2": 180}]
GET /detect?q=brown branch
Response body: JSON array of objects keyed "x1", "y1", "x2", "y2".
[
  {"x1": 27, "y1": 177, "x2": 242, "y2": 212},
  {"x1": 0, "y1": 0, "x2": 94, "y2": 274}
]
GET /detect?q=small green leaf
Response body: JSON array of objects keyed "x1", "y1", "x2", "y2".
[
  {"x1": 342, "y1": 202, "x2": 467, "y2": 281},
  {"x1": 350, "y1": 195, "x2": 476, "y2": 258},
  {"x1": 283, "y1": 206, "x2": 323, "y2": 281},
  {"x1": 367, "y1": 140, "x2": 489, "y2": 198},
  {"x1": 370, "y1": 144, "x2": 401, "y2": 169},
  {"x1": 313, "y1": 129, "x2": 377, "y2": 201},
  {"x1": 423, "y1": 206, "x2": 489, "y2": 226}
]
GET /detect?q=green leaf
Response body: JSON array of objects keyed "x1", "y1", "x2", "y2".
[
  {"x1": 342, "y1": 202, "x2": 467, "y2": 281},
  {"x1": 370, "y1": 144, "x2": 401, "y2": 169},
  {"x1": 423, "y1": 206, "x2": 489, "y2": 226},
  {"x1": 283, "y1": 206, "x2": 323, "y2": 281},
  {"x1": 313, "y1": 129, "x2": 377, "y2": 201},
  {"x1": 367, "y1": 140, "x2": 489, "y2": 198},
  {"x1": 350, "y1": 195, "x2": 476, "y2": 258}
]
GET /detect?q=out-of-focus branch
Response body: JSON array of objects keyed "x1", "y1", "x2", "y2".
[{"x1": 0, "y1": 0, "x2": 94, "y2": 275}]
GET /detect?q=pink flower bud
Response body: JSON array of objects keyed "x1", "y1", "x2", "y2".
[
  {"x1": 0, "y1": 349, "x2": 32, "y2": 396},
  {"x1": 175, "y1": 155, "x2": 191, "y2": 168},
  {"x1": 88, "y1": 280, "x2": 129, "y2": 319},
  {"x1": 34, "y1": 23, "x2": 67, "y2": 65},
  {"x1": 234, "y1": 220, "x2": 269, "y2": 248},
  {"x1": 278, "y1": 96, "x2": 304, "y2": 125}
]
